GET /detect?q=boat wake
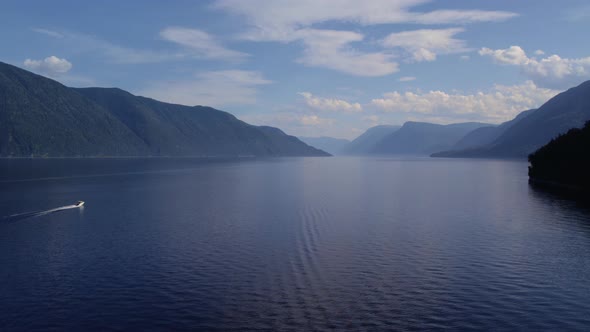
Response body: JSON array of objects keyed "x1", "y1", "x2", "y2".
[{"x1": 2, "y1": 204, "x2": 82, "y2": 223}]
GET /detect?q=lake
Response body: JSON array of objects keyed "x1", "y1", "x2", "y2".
[{"x1": 1, "y1": 157, "x2": 590, "y2": 331}]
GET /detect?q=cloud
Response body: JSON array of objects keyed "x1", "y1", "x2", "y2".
[
  {"x1": 479, "y1": 45, "x2": 527, "y2": 65},
  {"x1": 138, "y1": 70, "x2": 272, "y2": 107},
  {"x1": 31, "y1": 28, "x2": 64, "y2": 38},
  {"x1": 240, "y1": 112, "x2": 338, "y2": 141},
  {"x1": 534, "y1": 50, "x2": 545, "y2": 55},
  {"x1": 214, "y1": 0, "x2": 517, "y2": 41},
  {"x1": 294, "y1": 29, "x2": 398, "y2": 76},
  {"x1": 382, "y1": 28, "x2": 468, "y2": 62},
  {"x1": 299, "y1": 91, "x2": 362, "y2": 113},
  {"x1": 480, "y1": 46, "x2": 590, "y2": 89},
  {"x1": 34, "y1": 27, "x2": 247, "y2": 64},
  {"x1": 371, "y1": 80, "x2": 558, "y2": 122},
  {"x1": 33, "y1": 28, "x2": 181, "y2": 64},
  {"x1": 23, "y1": 56, "x2": 72, "y2": 75},
  {"x1": 398, "y1": 76, "x2": 416, "y2": 82},
  {"x1": 460, "y1": 55, "x2": 470, "y2": 61},
  {"x1": 159, "y1": 27, "x2": 248, "y2": 61},
  {"x1": 410, "y1": 9, "x2": 517, "y2": 24},
  {"x1": 300, "y1": 115, "x2": 335, "y2": 126},
  {"x1": 213, "y1": 0, "x2": 515, "y2": 75},
  {"x1": 362, "y1": 115, "x2": 380, "y2": 126}
]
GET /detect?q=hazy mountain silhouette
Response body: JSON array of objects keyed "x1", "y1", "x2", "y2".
[
  {"x1": 341, "y1": 125, "x2": 401, "y2": 155},
  {"x1": 448, "y1": 109, "x2": 536, "y2": 151},
  {"x1": 0, "y1": 62, "x2": 328, "y2": 157},
  {"x1": 298, "y1": 136, "x2": 350, "y2": 155},
  {"x1": 433, "y1": 80, "x2": 590, "y2": 158},
  {"x1": 371, "y1": 122, "x2": 492, "y2": 155}
]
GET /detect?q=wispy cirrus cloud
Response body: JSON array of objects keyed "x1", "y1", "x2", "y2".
[
  {"x1": 295, "y1": 29, "x2": 398, "y2": 76},
  {"x1": 398, "y1": 76, "x2": 416, "y2": 82},
  {"x1": 213, "y1": 0, "x2": 516, "y2": 76},
  {"x1": 32, "y1": 28, "x2": 181, "y2": 64},
  {"x1": 32, "y1": 27, "x2": 244, "y2": 64},
  {"x1": 138, "y1": 70, "x2": 272, "y2": 107},
  {"x1": 31, "y1": 28, "x2": 65, "y2": 38},
  {"x1": 159, "y1": 27, "x2": 248, "y2": 61},
  {"x1": 214, "y1": 0, "x2": 517, "y2": 41},
  {"x1": 382, "y1": 28, "x2": 469, "y2": 62}
]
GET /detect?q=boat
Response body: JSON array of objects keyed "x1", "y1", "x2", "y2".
[{"x1": 75, "y1": 201, "x2": 85, "y2": 207}]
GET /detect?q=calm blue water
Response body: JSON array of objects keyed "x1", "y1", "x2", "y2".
[{"x1": 1, "y1": 157, "x2": 590, "y2": 331}]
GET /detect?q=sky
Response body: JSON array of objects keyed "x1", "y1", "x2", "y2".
[{"x1": 2, "y1": 0, "x2": 590, "y2": 139}]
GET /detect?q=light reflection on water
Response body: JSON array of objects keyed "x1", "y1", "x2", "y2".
[{"x1": 1, "y1": 157, "x2": 589, "y2": 331}]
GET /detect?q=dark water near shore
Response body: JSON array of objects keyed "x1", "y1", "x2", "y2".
[{"x1": 1, "y1": 157, "x2": 590, "y2": 331}]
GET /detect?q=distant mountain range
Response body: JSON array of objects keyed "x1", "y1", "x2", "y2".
[
  {"x1": 4, "y1": 60, "x2": 589, "y2": 160},
  {"x1": 446, "y1": 109, "x2": 535, "y2": 152},
  {"x1": 433, "y1": 80, "x2": 590, "y2": 158},
  {"x1": 337, "y1": 80, "x2": 590, "y2": 159},
  {"x1": 298, "y1": 136, "x2": 350, "y2": 155},
  {"x1": 0, "y1": 62, "x2": 328, "y2": 157},
  {"x1": 371, "y1": 122, "x2": 491, "y2": 155},
  {"x1": 341, "y1": 125, "x2": 401, "y2": 155},
  {"x1": 327, "y1": 122, "x2": 494, "y2": 156}
]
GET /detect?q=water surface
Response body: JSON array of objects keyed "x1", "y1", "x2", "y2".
[{"x1": 1, "y1": 157, "x2": 589, "y2": 331}]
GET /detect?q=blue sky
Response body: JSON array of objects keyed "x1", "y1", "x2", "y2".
[{"x1": 2, "y1": 0, "x2": 590, "y2": 139}]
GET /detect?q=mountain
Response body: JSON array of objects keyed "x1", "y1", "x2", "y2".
[
  {"x1": 433, "y1": 80, "x2": 590, "y2": 158},
  {"x1": 529, "y1": 121, "x2": 590, "y2": 190},
  {"x1": 447, "y1": 109, "x2": 536, "y2": 152},
  {"x1": 341, "y1": 125, "x2": 401, "y2": 155},
  {"x1": 0, "y1": 62, "x2": 328, "y2": 157},
  {"x1": 298, "y1": 136, "x2": 350, "y2": 155},
  {"x1": 371, "y1": 122, "x2": 492, "y2": 155},
  {"x1": 0, "y1": 63, "x2": 149, "y2": 156}
]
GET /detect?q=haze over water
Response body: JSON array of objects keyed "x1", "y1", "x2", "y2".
[{"x1": 1, "y1": 157, "x2": 590, "y2": 331}]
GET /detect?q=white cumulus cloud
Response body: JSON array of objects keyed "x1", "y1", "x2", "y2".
[
  {"x1": 479, "y1": 46, "x2": 528, "y2": 65},
  {"x1": 371, "y1": 81, "x2": 559, "y2": 122},
  {"x1": 299, "y1": 91, "x2": 363, "y2": 113},
  {"x1": 23, "y1": 56, "x2": 72, "y2": 75},
  {"x1": 480, "y1": 46, "x2": 590, "y2": 89}
]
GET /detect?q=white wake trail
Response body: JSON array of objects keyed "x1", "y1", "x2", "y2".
[{"x1": 3, "y1": 204, "x2": 81, "y2": 223}]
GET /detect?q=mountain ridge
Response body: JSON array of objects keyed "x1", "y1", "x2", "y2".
[
  {"x1": 432, "y1": 80, "x2": 590, "y2": 159},
  {"x1": 0, "y1": 62, "x2": 329, "y2": 157},
  {"x1": 371, "y1": 121, "x2": 493, "y2": 155},
  {"x1": 341, "y1": 125, "x2": 401, "y2": 155}
]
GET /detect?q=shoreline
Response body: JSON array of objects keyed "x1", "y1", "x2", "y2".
[{"x1": 528, "y1": 177, "x2": 587, "y2": 193}]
